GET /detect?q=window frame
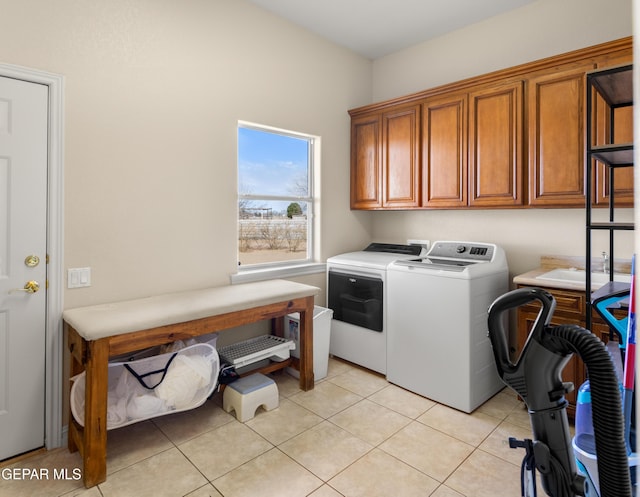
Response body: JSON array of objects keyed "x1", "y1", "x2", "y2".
[{"x1": 234, "y1": 121, "x2": 323, "y2": 282}]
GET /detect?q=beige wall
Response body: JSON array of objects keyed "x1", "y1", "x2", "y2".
[
  {"x1": 0, "y1": 0, "x2": 373, "y2": 308},
  {"x1": 369, "y1": 0, "x2": 634, "y2": 281},
  {"x1": 0, "y1": 0, "x2": 635, "y2": 309},
  {"x1": 371, "y1": 208, "x2": 635, "y2": 280},
  {"x1": 372, "y1": 0, "x2": 633, "y2": 101}
]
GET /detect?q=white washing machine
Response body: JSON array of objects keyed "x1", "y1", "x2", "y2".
[
  {"x1": 326, "y1": 242, "x2": 426, "y2": 374},
  {"x1": 386, "y1": 241, "x2": 508, "y2": 413}
]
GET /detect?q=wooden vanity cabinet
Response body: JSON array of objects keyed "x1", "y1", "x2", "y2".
[{"x1": 515, "y1": 284, "x2": 622, "y2": 418}]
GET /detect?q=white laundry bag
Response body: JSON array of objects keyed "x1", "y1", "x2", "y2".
[{"x1": 71, "y1": 342, "x2": 219, "y2": 430}]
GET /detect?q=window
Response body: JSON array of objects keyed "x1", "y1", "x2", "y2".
[{"x1": 237, "y1": 122, "x2": 316, "y2": 270}]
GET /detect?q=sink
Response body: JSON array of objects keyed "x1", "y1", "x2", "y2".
[{"x1": 535, "y1": 268, "x2": 631, "y2": 286}]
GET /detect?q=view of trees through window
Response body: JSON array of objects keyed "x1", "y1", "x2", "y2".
[{"x1": 237, "y1": 123, "x2": 314, "y2": 267}]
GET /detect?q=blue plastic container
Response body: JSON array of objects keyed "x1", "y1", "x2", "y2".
[{"x1": 575, "y1": 381, "x2": 595, "y2": 453}]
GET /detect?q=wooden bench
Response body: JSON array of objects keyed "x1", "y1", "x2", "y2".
[{"x1": 62, "y1": 279, "x2": 319, "y2": 488}]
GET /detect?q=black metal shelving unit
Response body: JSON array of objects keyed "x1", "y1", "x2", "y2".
[{"x1": 585, "y1": 64, "x2": 634, "y2": 331}]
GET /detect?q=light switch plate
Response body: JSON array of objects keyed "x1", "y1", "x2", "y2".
[{"x1": 68, "y1": 267, "x2": 91, "y2": 288}]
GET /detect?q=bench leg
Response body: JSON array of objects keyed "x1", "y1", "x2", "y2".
[
  {"x1": 299, "y1": 296, "x2": 315, "y2": 391},
  {"x1": 82, "y1": 338, "x2": 109, "y2": 488}
]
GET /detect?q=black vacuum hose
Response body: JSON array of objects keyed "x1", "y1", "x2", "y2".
[{"x1": 546, "y1": 324, "x2": 631, "y2": 497}]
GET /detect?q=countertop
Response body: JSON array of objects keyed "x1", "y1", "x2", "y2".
[{"x1": 513, "y1": 255, "x2": 632, "y2": 292}]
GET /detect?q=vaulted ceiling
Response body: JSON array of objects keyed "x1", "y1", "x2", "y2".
[{"x1": 247, "y1": 0, "x2": 536, "y2": 59}]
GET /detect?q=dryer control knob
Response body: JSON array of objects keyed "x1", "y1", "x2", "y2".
[{"x1": 456, "y1": 245, "x2": 466, "y2": 253}]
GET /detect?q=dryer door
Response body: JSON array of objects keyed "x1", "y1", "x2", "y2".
[{"x1": 328, "y1": 270, "x2": 383, "y2": 332}]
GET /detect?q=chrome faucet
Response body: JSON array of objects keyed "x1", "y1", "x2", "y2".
[{"x1": 602, "y1": 251, "x2": 609, "y2": 274}]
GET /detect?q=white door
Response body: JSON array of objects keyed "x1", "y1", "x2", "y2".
[{"x1": 0, "y1": 76, "x2": 48, "y2": 460}]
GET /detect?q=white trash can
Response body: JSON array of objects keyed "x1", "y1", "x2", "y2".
[{"x1": 284, "y1": 306, "x2": 333, "y2": 381}]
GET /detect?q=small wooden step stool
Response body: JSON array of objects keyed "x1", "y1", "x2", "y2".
[{"x1": 223, "y1": 373, "x2": 279, "y2": 422}]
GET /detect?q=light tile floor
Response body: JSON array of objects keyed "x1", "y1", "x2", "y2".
[{"x1": 0, "y1": 358, "x2": 535, "y2": 497}]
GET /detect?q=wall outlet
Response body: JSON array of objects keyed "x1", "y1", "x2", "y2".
[{"x1": 68, "y1": 267, "x2": 91, "y2": 288}]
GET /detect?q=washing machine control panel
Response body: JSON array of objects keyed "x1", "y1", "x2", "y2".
[{"x1": 428, "y1": 242, "x2": 494, "y2": 262}]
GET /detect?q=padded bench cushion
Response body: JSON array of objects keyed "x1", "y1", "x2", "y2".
[{"x1": 62, "y1": 279, "x2": 320, "y2": 341}]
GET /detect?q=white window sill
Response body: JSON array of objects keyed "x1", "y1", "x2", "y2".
[{"x1": 230, "y1": 262, "x2": 326, "y2": 284}]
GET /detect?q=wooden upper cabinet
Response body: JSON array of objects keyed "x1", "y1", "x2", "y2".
[
  {"x1": 527, "y1": 63, "x2": 595, "y2": 207},
  {"x1": 382, "y1": 104, "x2": 421, "y2": 208},
  {"x1": 348, "y1": 38, "x2": 632, "y2": 211},
  {"x1": 422, "y1": 93, "x2": 467, "y2": 208},
  {"x1": 350, "y1": 112, "x2": 382, "y2": 209},
  {"x1": 468, "y1": 81, "x2": 524, "y2": 207},
  {"x1": 592, "y1": 52, "x2": 634, "y2": 207},
  {"x1": 350, "y1": 105, "x2": 420, "y2": 210}
]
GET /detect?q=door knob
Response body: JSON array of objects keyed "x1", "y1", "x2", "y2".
[{"x1": 9, "y1": 281, "x2": 40, "y2": 294}]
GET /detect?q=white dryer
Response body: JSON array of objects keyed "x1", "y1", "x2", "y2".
[
  {"x1": 386, "y1": 241, "x2": 508, "y2": 413},
  {"x1": 326, "y1": 242, "x2": 425, "y2": 374}
]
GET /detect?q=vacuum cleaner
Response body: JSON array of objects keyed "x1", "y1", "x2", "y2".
[{"x1": 487, "y1": 286, "x2": 633, "y2": 497}]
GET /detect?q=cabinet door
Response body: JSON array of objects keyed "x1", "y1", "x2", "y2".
[
  {"x1": 592, "y1": 52, "x2": 634, "y2": 207},
  {"x1": 350, "y1": 113, "x2": 382, "y2": 209},
  {"x1": 469, "y1": 81, "x2": 524, "y2": 207},
  {"x1": 422, "y1": 93, "x2": 467, "y2": 208},
  {"x1": 382, "y1": 104, "x2": 421, "y2": 208},
  {"x1": 527, "y1": 64, "x2": 595, "y2": 206}
]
